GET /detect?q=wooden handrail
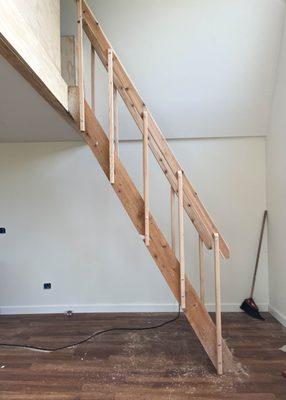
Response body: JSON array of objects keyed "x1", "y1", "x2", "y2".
[{"x1": 81, "y1": 0, "x2": 230, "y2": 259}]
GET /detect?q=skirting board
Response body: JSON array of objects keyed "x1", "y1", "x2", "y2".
[
  {"x1": 0, "y1": 302, "x2": 269, "y2": 315},
  {"x1": 269, "y1": 305, "x2": 286, "y2": 327}
]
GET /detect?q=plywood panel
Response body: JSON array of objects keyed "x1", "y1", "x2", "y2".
[
  {"x1": 0, "y1": 0, "x2": 68, "y2": 109},
  {"x1": 8, "y1": 0, "x2": 61, "y2": 71}
]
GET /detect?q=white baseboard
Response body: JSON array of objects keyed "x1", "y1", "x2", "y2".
[
  {"x1": 0, "y1": 302, "x2": 269, "y2": 315},
  {"x1": 206, "y1": 302, "x2": 269, "y2": 313},
  {"x1": 269, "y1": 305, "x2": 286, "y2": 327}
]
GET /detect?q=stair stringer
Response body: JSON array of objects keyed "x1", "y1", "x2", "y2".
[{"x1": 83, "y1": 102, "x2": 233, "y2": 372}]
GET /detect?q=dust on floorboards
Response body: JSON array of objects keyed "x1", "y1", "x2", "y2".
[{"x1": 0, "y1": 312, "x2": 284, "y2": 399}]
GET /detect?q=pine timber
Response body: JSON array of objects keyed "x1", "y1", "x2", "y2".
[
  {"x1": 83, "y1": 102, "x2": 233, "y2": 372},
  {"x1": 199, "y1": 236, "x2": 206, "y2": 304},
  {"x1": 178, "y1": 170, "x2": 186, "y2": 310},
  {"x1": 143, "y1": 107, "x2": 150, "y2": 246},
  {"x1": 76, "y1": 0, "x2": 85, "y2": 131},
  {"x1": 81, "y1": 0, "x2": 230, "y2": 259}
]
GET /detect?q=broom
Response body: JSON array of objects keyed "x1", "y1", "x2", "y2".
[{"x1": 240, "y1": 210, "x2": 267, "y2": 320}]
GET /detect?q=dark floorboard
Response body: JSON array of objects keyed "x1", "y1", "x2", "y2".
[{"x1": 0, "y1": 312, "x2": 285, "y2": 399}]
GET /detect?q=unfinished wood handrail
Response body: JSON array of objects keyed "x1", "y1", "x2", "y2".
[
  {"x1": 143, "y1": 107, "x2": 150, "y2": 246},
  {"x1": 76, "y1": 0, "x2": 85, "y2": 131},
  {"x1": 81, "y1": 0, "x2": 230, "y2": 258},
  {"x1": 108, "y1": 48, "x2": 115, "y2": 184}
]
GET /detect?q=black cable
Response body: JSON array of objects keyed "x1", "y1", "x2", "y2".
[{"x1": 0, "y1": 304, "x2": 181, "y2": 352}]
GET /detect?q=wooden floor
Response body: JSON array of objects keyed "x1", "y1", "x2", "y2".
[{"x1": 0, "y1": 312, "x2": 285, "y2": 399}]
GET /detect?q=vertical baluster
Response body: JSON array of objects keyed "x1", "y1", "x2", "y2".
[
  {"x1": 214, "y1": 232, "x2": 223, "y2": 375},
  {"x1": 114, "y1": 86, "x2": 119, "y2": 156},
  {"x1": 143, "y1": 107, "x2": 150, "y2": 246},
  {"x1": 178, "y1": 170, "x2": 186, "y2": 310},
  {"x1": 76, "y1": 0, "x2": 85, "y2": 131},
  {"x1": 91, "y1": 44, "x2": 95, "y2": 114},
  {"x1": 108, "y1": 49, "x2": 115, "y2": 184},
  {"x1": 199, "y1": 236, "x2": 205, "y2": 304},
  {"x1": 170, "y1": 187, "x2": 176, "y2": 253}
]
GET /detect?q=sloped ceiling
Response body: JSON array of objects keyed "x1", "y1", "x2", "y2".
[{"x1": 0, "y1": 56, "x2": 80, "y2": 142}]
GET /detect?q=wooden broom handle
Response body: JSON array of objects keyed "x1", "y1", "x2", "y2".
[{"x1": 250, "y1": 210, "x2": 267, "y2": 298}]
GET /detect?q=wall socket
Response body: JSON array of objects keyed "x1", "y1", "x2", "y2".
[{"x1": 43, "y1": 283, "x2": 51, "y2": 290}]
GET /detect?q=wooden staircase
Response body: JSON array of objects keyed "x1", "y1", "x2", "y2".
[
  {"x1": 0, "y1": 0, "x2": 234, "y2": 375},
  {"x1": 82, "y1": 102, "x2": 233, "y2": 374},
  {"x1": 72, "y1": 0, "x2": 233, "y2": 374}
]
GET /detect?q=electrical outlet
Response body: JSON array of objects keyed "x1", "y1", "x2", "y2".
[
  {"x1": 0, "y1": 227, "x2": 6, "y2": 234},
  {"x1": 43, "y1": 283, "x2": 51, "y2": 290}
]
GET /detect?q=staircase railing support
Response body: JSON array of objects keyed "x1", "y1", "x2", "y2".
[
  {"x1": 178, "y1": 170, "x2": 186, "y2": 310},
  {"x1": 114, "y1": 86, "x2": 119, "y2": 157},
  {"x1": 91, "y1": 44, "x2": 96, "y2": 114},
  {"x1": 76, "y1": 0, "x2": 85, "y2": 131},
  {"x1": 214, "y1": 232, "x2": 223, "y2": 375},
  {"x1": 170, "y1": 187, "x2": 176, "y2": 253},
  {"x1": 143, "y1": 107, "x2": 150, "y2": 246},
  {"x1": 108, "y1": 48, "x2": 115, "y2": 184},
  {"x1": 199, "y1": 236, "x2": 205, "y2": 304}
]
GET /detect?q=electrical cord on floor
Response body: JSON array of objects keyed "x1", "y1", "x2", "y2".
[{"x1": 0, "y1": 304, "x2": 181, "y2": 353}]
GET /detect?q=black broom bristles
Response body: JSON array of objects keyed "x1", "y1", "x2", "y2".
[{"x1": 240, "y1": 298, "x2": 265, "y2": 321}]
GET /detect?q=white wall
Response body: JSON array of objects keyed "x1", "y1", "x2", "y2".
[
  {"x1": 0, "y1": 139, "x2": 268, "y2": 314},
  {"x1": 267, "y1": 19, "x2": 286, "y2": 326},
  {"x1": 60, "y1": 0, "x2": 285, "y2": 139},
  {"x1": 0, "y1": 0, "x2": 278, "y2": 314}
]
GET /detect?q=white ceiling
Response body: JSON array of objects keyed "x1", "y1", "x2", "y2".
[{"x1": 0, "y1": 55, "x2": 81, "y2": 142}]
